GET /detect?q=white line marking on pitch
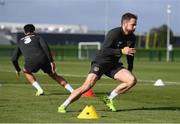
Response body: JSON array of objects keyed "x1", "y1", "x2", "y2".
[{"x1": 0, "y1": 70, "x2": 179, "y2": 85}]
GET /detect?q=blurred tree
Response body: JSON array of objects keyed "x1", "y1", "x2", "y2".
[{"x1": 149, "y1": 24, "x2": 175, "y2": 48}]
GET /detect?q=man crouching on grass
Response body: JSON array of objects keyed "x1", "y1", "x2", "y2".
[
  {"x1": 11, "y1": 24, "x2": 74, "y2": 96},
  {"x1": 58, "y1": 12, "x2": 137, "y2": 113}
]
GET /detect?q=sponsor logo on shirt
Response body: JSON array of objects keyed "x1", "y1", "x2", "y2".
[{"x1": 24, "y1": 36, "x2": 31, "y2": 44}]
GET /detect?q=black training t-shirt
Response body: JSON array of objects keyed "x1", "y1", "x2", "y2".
[
  {"x1": 93, "y1": 27, "x2": 136, "y2": 71},
  {"x1": 11, "y1": 34, "x2": 53, "y2": 71}
]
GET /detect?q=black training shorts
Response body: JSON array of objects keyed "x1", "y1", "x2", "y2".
[
  {"x1": 24, "y1": 59, "x2": 52, "y2": 74},
  {"x1": 89, "y1": 61, "x2": 124, "y2": 79}
]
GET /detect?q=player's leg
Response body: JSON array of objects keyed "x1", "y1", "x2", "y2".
[
  {"x1": 58, "y1": 73, "x2": 98, "y2": 113},
  {"x1": 103, "y1": 68, "x2": 137, "y2": 111},
  {"x1": 23, "y1": 69, "x2": 44, "y2": 96},
  {"x1": 41, "y1": 60, "x2": 74, "y2": 93},
  {"x1": 48, "y1": 72, "x2": 74, "y2": 93},
  {"x1": 113, "y1": 69, "x2": 137, "y2": 94}
]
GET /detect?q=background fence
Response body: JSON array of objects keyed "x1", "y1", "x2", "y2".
[{"x1": 1, "y1": 45, "x2": 180, "y2": 62}]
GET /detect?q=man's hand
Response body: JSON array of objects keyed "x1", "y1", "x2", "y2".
[
  {"x1": 121, "y1": 47, "x2": 136, "y2": 56},
  {"x1": 50, "y1": 62, "x2": 56, "y2": 74}
]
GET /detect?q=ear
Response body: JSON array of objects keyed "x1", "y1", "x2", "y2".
[{"x1": 122, "y1": 20, "x2": 128, "y2": 27}]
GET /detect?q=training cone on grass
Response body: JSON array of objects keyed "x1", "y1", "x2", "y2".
[
  {"x1": 154, "y1": 79, "x2": 165, "y2": 86},
  {"x1": 77, "y1": 105, "x2": 100, "y2": 119},
  {"x1": 82, "y1": 89, "x2": 96, "y2": 97}
]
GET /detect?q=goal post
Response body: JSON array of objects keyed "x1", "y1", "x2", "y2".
[{"x1": 78, "y1": 42, "x2": 101, "y2": 60}]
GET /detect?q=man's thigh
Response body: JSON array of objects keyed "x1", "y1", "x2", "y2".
[
  {"x1": 104, "y1": 63, "x2": 124, "y2": 79},
  {"x1": 82, "y1": 73, "x2": 99, "y2": 88},
  {"x1": 114, "y1": 69, "x2": 135, "y2": 82}
]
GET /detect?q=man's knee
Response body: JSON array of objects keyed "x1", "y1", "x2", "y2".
[
  {"x1": 49, "y1": 73, "x2": 57, "y2": 80},
  {"x1": 128, "y1": 76, "x2": 137, "y2": 87},
  {"x1": 80, "y1": 82, "x2": 93, "y2": 93}
]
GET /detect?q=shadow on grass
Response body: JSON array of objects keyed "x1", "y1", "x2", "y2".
[
  {"x1": 117, "y1": 107, "x2": 180, "y2": 112},
  {"x1": 45, "y1": 92, "x2": 69, "y2": 96},
  {"x1": 94, "y1": 92, "x2": 180, "y2": 112},
  {"x1": 65, "y1": 110, "x2": 108, "y2": 118}
]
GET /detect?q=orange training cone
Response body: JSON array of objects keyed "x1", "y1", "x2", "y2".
[{"x1": 82, "y1": 89, "x2": 96, "y2": 97}]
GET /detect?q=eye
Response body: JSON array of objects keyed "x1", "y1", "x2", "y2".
[{"x1": 132, "y1": 24, "x2": 136, "y2": 26}]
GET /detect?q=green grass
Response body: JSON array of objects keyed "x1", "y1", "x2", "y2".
[{"x1": 0, "y1": 57, "x2": 180, "y2": 123}]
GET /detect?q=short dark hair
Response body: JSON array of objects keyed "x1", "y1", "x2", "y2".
[
  {"x1": 24, "y1": 24, "x2": 35, "y2": 33},
  {"x1": 121, "y1": 12, "x2": 137, "y2": 24}
]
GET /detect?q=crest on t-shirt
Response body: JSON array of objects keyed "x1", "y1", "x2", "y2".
[{"x1": 93, "y1": 66, "x2": 99, "y2": 72}]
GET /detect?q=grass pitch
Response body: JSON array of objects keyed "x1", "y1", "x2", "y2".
[{"x1": 0, "y1": 57, "x2": 180, "y2": 123}]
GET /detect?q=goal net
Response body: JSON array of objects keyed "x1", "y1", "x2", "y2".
[{"x1": 78, "y1": 42, "x2": 101, "y2": 60}]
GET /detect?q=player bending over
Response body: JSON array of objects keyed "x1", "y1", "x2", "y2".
[
  {"x1": 58, "y1": 12, "x2": 138, "y2": 113},
  {"x1": 11, "y1": 24, "x2": 74, "y2": 96}
]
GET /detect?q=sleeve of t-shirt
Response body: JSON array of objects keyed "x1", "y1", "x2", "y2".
[
  {"x1": 39, "y1": 36, "x2": 54, "y2": 62},
  {"x1": 101, "y1": 30, "x2": 123, "y2": 56},
  {"x1": 11, "y1": 46, "x2": 21, "y2": 71}
]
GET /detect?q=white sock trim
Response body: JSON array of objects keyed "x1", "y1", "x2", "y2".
[
  {"x1": 65, "y1": 83, "x2": 74, "y2": 93},
  {"x1": 32, "y1": 81, "x2": 43, "y2": 91},
  {"x1": 62, "y1": 99, "x2": 70, "y2": 108},
  {"x1": 108, "y1": 90, "x2": 118, "y2": 100}
]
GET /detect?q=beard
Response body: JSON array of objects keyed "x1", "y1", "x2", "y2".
[{"x1": 127, "y1": 28, "x2": 135, "y2": 34}]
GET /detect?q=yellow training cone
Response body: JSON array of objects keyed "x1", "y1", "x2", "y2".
[{"x1": 77, "y1": 105, "x2": 100, "y2": 119}]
